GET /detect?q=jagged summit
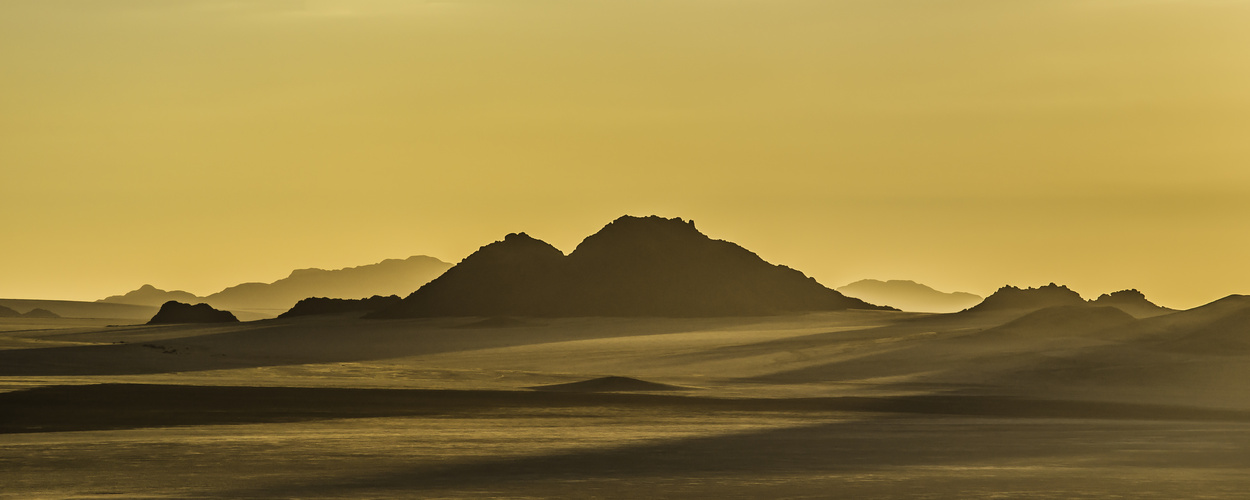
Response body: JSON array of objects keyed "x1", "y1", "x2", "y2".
[
  {"x1": 370, "y1": 215, "x2": 890, "y2": 318},
  {"x1": 1091, "y1": 289, "x2": 1175, "y2": 318},
  {"x1": 964, "y1": 283, "x2": 1086, "y2": 314}
]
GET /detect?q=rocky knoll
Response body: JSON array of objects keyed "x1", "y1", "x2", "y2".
[
  {"x1": 278, "y1": 295, "x2": 403, "y2": 318},
  {"x1": 147, "y1": 301, "x2": 239, "y2": 325}
]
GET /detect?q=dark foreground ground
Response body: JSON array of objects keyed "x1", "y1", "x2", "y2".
[
  {"x1": 4, "y1": 383, "x2": 1250, "y2": 499},
  {"x1": 5, "y1": 309, "x2": 1250, "y2": 498}
]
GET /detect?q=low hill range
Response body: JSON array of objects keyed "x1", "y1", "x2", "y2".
[
  {"x1": 837, "y1": 279, "x2": 982, "y2": 313},
  {"x1": 369, "y1": 215, "x2": 891, "y2": 318},
  {"x1": 0, "y1": 304, "x2": 63, "y2": 319},
  {"x1": 963, "y1": 283, "x2": 1174, "y2": 319},
  {"x1": 100, "y1": 255, "x2": 452, "y2": 313},
  {"x1": 278, "y1": 295, "x2": 402, "y2": 319}
]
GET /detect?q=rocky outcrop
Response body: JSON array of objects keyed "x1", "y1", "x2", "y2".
[
  {"x1": 1090, "y1": 289, "x2": 1175, "y2": 318},
  {"x1": 964, "y1": 283, "x2": 1086, "y2": 314},
  {"x1": 278, "y1": 295, "x2": 403, "y2": 318},
  {"x1": 147, "y1": 301, "x2": 239, "y2": 325}
]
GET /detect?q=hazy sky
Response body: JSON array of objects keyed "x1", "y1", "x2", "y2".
[{"x1": 2, "y1": 0, "x2": 1247, "y2": 309}]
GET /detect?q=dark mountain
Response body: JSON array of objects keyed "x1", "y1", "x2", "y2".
[
  {"x1": 0, "y1": 304, "x2": 20, "y2": 318},
  {"x1": 963, "y1": 283, "x2": 1086, "y2": 314},
  {"x1": 370, "y1": 215, "x2": 890, "y2": 318},
  {"x1": 837, "y1": 279, "x2": 981, "y2": 313},
  {"x1": 278, "y1": 295, "x2": 403, "y2": 319},
  {"x1": 20, "y1": 308, "x2": 61, "y2": 319},
  {"x1": 1089, "y1": 289, "x2": 1174, "y2": 318},
  {"x1": 99, "y1": 284, "x2": 202, "y2": 307},
  {"x1": 147, "y1": 301, "x2": 239, "y2": 325},
  {"x1": 202, "y1": 255, "x2": 452, "y2": 312}
]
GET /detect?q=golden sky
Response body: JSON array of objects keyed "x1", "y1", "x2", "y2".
[{"x1": 2, "y1": 0, "x2": 1247, "y2": 309}]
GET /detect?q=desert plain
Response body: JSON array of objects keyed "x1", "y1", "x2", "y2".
[{"x1": 4, "y1": 303, "x2": 1250, "y2": 499}]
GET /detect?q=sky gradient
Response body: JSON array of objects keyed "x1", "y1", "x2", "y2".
[{"x1": 2, "y1": 0, "x2": 1248, "y2": 309}]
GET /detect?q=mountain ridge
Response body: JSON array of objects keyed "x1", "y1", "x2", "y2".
[
  {"x1": 370, "y1": 215, "x2": 891, "y2": 318},
  {"x1": 837, "y1": 279, "x2": 982, "y2": 313}
]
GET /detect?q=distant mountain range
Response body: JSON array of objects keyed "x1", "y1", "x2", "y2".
[
  {"x1": 369, "y1": 215, "x2": 891, "y2": 318},
  {"x1": 837, "y1": 279, "x2": 982, "y2": 313},
  {"x1": 99, "y1": 255, "x2": 452, "y2": 313}
]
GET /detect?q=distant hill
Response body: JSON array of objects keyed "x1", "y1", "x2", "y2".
[
  {"x1": 278, "y1": 295, "x2": 402, "y2": 319},
  {"x1": 370, "y1": 215, "x2": 891, "y2": 318},
  {"x1": 0, "y1": 304, "x2": 20, "y2": 318},
  {"x1": 99, "y1": 284, "x2": 201, "y2": 307},
  {"x1": 100, "y1": 255, "x2": 452, "y2": 314},
  {"x1": 1090, "y1": 289, "x2": 1175, "y2": 318},
  {"x1": 963, "y1": 283, "x2": 1087, "y2": 315},
  {"x1": 0, "y1": 298, "x2": 159, "y2": 320},
  {"x1": 20, "y1": 308, "x2": 61, "y2": 319},
  {"x1": 147, "y1": 301, "x2": 239, "y2": 325},
  {"x1": 837, "y1": 279, "x2": 981, "y2": 313}
]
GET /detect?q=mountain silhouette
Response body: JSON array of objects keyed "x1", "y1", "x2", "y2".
[
  {"x1": 20, "y1": 308, "x2": 61, "y2": 319},
  {"x1": 837, "y1": 279, "x2": 981, "y2": 313},
  {"x1": 278, "y1": 295, "x2": 403, "y2": 319},
  {"x1": 147, "y1": 301, "x2": 239, "y2": 325},
  {"x1": 0, "y1": 304, "x2": 20, "y2": 318},
  {"x1": 99, "y1": 284, "x2": 202, "y2": 307},
  {"x1": 1089, "y1": 289, "x2": 1174, "y2": 318},
  {"x1": 202, "y1": 255, "x2": 451, "y2": 312},
  {"x1": 963, "y1": 283, "x2": 1086, "y2": 314},
  {"x1": 370, "y1": 215, "x2": 890, "y2": 318},
  {"x1": 100, "y1": 256, "x2": 452, "y2": 314}
]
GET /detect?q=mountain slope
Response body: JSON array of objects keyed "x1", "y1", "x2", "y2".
[
  {"x1": 371, "y1": 215, "x2": 890, "y2": 318},
  {"x1": 99, "y1": 284, "x2": 202, "y2": 307},
  {"x1": 837, "y1": 279, "x2": 981, "y2": 313},
  {"x1": 203, "y1": 255, "x2": 452, "y2": 311}
]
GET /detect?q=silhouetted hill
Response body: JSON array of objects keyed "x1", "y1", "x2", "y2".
[
  {"x1": 530, "y1": 376, "x2": 690, "y2": 392},
  {"x1": 370, "y1": 215, "x2": 891, "y2": 318},
  {"x1": 203, "y1": 255, "x2": 452, "y2": 312},
  {"x1": 976, "y1": 305, "x2": 1136, "y2": 339},
  {"x1": 99, "y1": 284, "x2": 202, "y2": 307},
  {"x1": 20, "y1": 308, "x2": 61, "y2": 319},
  {"x1": 1090, "y1": 289, "x2": 1175, "y2": 318},
  {"x1": 0, "y1": 304, "x2": 20, "y2": 318},
  {"x1": 837, "y1": 279, "x2": 981, "y2": 313},
  {"x1": 1125, "y1": 294, "x2": 1250, "y2": 354},
  {"x1": 278, "y1": 295, "x2": 402, "y2": 319},
  {"x1": 147, "y1": 301, "x2": 239, "y2": 325},
  {"x1": 964, "y1": 283, "x2": 1086, "y2": 314}
]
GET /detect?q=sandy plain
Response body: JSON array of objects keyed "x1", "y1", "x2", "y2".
[{"x1": 3, "y1": 310, "x2": 1250, "y2": 498}]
